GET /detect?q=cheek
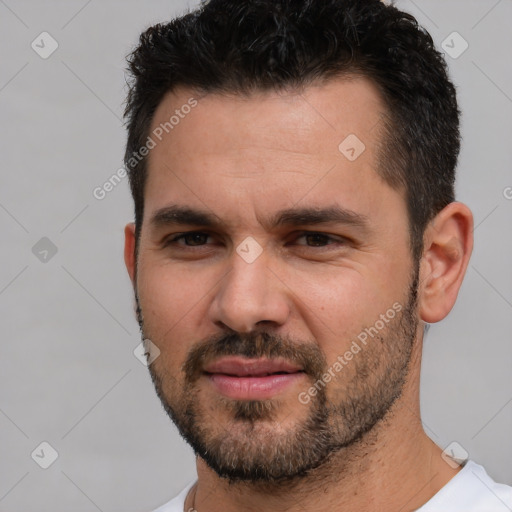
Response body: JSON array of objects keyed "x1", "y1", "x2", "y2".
[
  {"x1": 136, "y1": 261, "x2": 207, "y2": 363},
  {"x1": 289, "y1": 265, "x2": 405, "y2": 356}
]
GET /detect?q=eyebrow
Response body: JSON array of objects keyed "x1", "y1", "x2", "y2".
[{"x1": 150, "y1": 204, "x2": 370, "y2": 233}]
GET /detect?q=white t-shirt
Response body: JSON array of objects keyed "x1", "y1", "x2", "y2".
[{"x1": 152, "y1": 460, "x2": 512, "y2": 512}]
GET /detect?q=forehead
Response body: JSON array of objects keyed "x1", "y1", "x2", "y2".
[
  {"x1": 143, "y1": 76, "x2": 405, "y2": 234},
  {"x1": 149, "y1": 76, "x2": 386, "y2": 159}
]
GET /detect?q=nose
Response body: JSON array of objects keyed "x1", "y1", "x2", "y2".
[{"x1": 209, "y1": 248, "x2": 290, "y2": 333}]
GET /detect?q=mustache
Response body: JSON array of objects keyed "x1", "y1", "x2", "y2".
[{"x1": 182, "y1": 331, "x2": 327, "y2": 383}]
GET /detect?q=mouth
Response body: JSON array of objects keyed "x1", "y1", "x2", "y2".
[{"x1": 202, "y1": 357, "x2": 306, "y2": 400}]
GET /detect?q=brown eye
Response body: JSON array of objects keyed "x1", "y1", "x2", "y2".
[
  {"x1": 303, "y1": 233, "x2": 332, "y2": 246},
  {"x1": 165, "y1": 232, "x2": 211, "y2": 247},
  {"x1": 294, "y1": 232, "x2": 342, "y2": 247},
  {"x1": 182, "y1": 233, "x2": 209, "y2": 246}
]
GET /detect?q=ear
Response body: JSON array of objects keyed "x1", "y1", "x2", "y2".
[
  {"x1": 124, "y1": 223, "x2": 137, "y2": 286},
  {"x1": 418, "y1": 202, "x2": 473, "y2": 323}
]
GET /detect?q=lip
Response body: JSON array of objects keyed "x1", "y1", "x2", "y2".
[
  {"x1": 203, "y1": 356, "x2": 305, "y2": 400},
  {"x1": 203, "y1": 356, "x2": 303, "y2": 376}
]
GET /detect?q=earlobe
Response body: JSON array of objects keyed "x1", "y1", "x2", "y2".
[
  {"x1": 124, "y1": 223, "x2": 137, "y2": 285},
  {"x1": 418, "y1": 202, "x2": 474, "y2": 323}
]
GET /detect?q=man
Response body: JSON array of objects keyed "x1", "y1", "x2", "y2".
[{"x1": 122, "y1": 1, "x2": 512, "y2": 511}]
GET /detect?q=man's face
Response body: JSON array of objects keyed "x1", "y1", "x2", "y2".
[{"x1": 129, "y1": 77, "x2": 420, "y2": 483}]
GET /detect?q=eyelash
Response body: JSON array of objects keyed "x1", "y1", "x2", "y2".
[{"x1": 163, "y1": 231, "x2": 346, "y2": 249}]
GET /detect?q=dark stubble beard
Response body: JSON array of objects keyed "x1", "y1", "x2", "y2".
[{"x1": 136, "y1": 264, "x2": 419, "y2": 485}]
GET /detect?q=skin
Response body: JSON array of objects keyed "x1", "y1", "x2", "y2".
[{"x1": 124, "y1": 77, "x2": 473, "y2": 512}]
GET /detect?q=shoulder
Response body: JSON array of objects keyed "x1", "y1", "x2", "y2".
[{"x1": 419, "y1": 460, "x2": 512, "y2": 511}]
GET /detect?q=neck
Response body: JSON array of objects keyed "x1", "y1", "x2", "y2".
[{"x1": 186, "y1": 346, "x2": 461, "y2": 512}]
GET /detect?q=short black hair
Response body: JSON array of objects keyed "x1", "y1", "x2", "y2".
[{"x1": 123, "y1": 0, "x2": 460, "y2": 262}]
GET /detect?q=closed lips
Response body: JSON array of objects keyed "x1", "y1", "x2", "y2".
[{"x1": 203, "y1": 357, "x2": 303, "y2": 377}]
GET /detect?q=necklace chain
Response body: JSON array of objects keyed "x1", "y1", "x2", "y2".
[{"x1": 188, "y1": 483, "x2": 197, "y2": 512}]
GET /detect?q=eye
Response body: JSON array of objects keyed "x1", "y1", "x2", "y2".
[
  {"x1": 164, "y1": 231, "x2": 212, "y2": 247},
  {"x1": 162, "y1": 230, "x2": 347, "y2": 253},
  {"x1": 293, "y1": 232, "x2": 344, "y2": 247}
]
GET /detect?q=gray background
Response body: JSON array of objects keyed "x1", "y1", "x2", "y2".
[{"x1": 1, "y1": 0, "x2": 511, "y2": 511}]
